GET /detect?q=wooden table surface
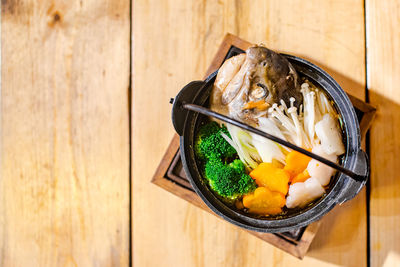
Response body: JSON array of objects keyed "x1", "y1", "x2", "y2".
[{"x1": 1, "y1": 0, "x2": 399, "y2": 266}]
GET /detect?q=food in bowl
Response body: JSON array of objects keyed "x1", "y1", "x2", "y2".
[{"x1": 194, "y1": 45, "x2": 345, "y2": 217}]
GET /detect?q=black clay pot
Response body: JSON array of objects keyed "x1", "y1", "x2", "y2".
[{"x1": 171, "y1": 51, "x2": 369, "y2": 233}]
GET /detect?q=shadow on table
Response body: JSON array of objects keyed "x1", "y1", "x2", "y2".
[{"x1": 293, "y1": 57, "x2": 400, "y2": 266}]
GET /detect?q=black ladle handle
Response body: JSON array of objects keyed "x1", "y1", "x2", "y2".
[{"x1": 183, "y1": 103, "x2": 367, "y2": 182}]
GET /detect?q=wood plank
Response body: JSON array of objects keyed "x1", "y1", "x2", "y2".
[
  {"x1": 367, "y1": 1, "x2": 400, "y2": 266},
  {"x1": 132, "y1": 1, "x2": 366, "y2": 266},
  {"x1": 1, "y1": 1, "x2": 130, "y2": 266}
]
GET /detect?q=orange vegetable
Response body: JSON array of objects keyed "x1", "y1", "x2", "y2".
[
  {"x1": 242, "y1": 100, "x2": 270, "y2": 111},
  {"x1": 249, "y1": 162, "x2": 290, "y2": 195},
  {"x1": 291, "y1": 169, "x2": 311, "y2": 184},
  {"x1": 271, "y1": 159, "x2": 284, "y2": 169},
  {"x1": 235, "y1": 200, "x2": 244, "y2": 210},
  {"x1": 243, "y1": 187, "x2": 286, "y2": 215},
  {"x1": 284, "y1": 150, "x2": 311, "y2": 179}
]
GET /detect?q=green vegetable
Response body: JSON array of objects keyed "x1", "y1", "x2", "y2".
[
  {"x1": 195, "y1": 122, "x2": 256, "y2": 198},
  {"x1": 205, "y1": 159, "x2": 256, "y2": 198},
  {"x1": 195, "y1": 121, "x2": 236, "y2": 161}
]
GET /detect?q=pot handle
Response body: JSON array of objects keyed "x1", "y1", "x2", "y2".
[
  {"x1": 337, "y1": 149, "x2": 369, "y2": 204},
  {"x1": 171, "y1": 81, "x2": 205, "y2": 136}
]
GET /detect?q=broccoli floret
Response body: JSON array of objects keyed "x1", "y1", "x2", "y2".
[
  {"x1": 195, "y1": 122, "x2": 256, "y2": 199},
  {"x1": 229, "y1": 159, "x2": 246, "y2": 173},
  {"x1": 204, "y1": 158, "x2": 256, "y2": 198},
  {"x1": 195, "y1": 121, "x2": 236, "y2": 160}
]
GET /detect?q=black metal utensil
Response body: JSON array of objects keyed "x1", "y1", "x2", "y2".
[{"x1": 178, "y1": 102, "x2": 367, "y2": 182}]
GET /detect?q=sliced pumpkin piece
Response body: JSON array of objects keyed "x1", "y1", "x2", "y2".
[
  {"x1": 243, "y1": 187, "x2": 286, "y2": 215},
  {"x1": 249, "y1": 162, "x2": 290, "y2": 195}
]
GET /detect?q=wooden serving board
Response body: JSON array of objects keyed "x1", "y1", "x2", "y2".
[{"x1": 152, "y1": 34, "x2": 376, "y2": 259}]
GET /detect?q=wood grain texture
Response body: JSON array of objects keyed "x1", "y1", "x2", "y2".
[
  {"x1": 133, "y1": 0, "x2": 367, "y2": 266},
  {"x1": 1, "y1": 0, "x2": 130, "y2": 266},
  {"x1": 367, "y1": 1, "x2": 400, "y2": 266}
]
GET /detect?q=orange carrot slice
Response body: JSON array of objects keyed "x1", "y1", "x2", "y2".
[
  {"x1": 291, "y1": 169, "x2": 311, "y2": 184},
  {"x1": 284, "y1": 150, "x2": 311, "y2": 180}
]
